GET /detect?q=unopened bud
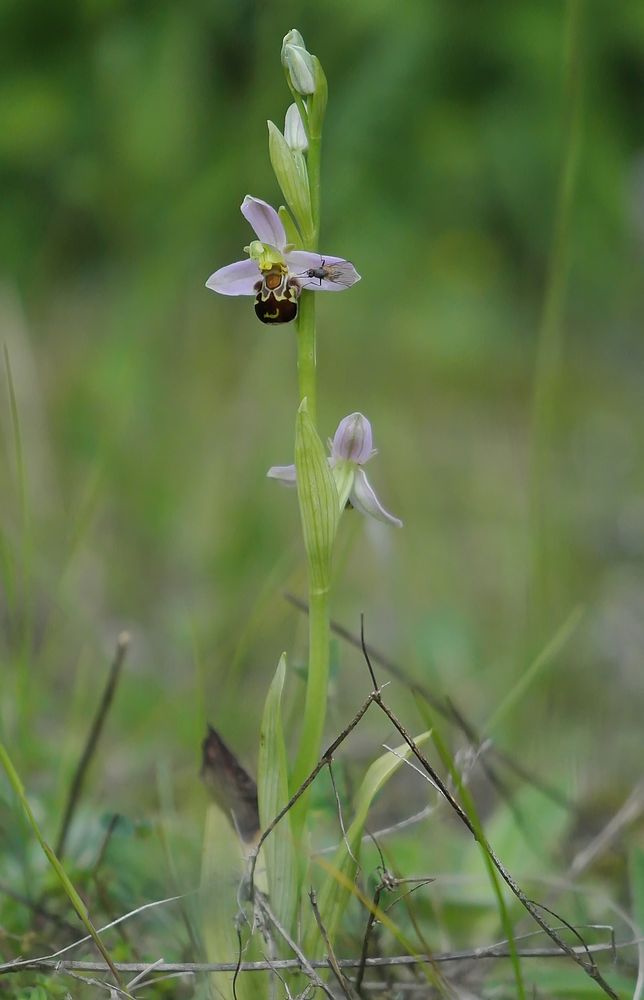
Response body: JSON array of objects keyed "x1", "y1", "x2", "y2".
[
  {"x1": 281, "y1": 28, "x2": 306, "y2": 54},
  {"x1": 282, "y1": 39, "x2": 316, "y2": 95},
  {"x1": 284, "y1": 103, "x2": 308, "y2": 152}
]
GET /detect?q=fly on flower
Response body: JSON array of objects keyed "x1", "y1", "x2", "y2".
[
  {"x1": 205, "y1": 196, "x2": 361, "y2": 324},
  {"x1": 298, "y1": 257, "x2": 358, "y2": 290}
]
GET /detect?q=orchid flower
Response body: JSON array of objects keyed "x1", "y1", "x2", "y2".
[
  {"x1": 268, "y1": 412, "x2": 402, "y2": 527},
  {"x1": 205, "y1": 196, "x2": 360, "y2": 324}
]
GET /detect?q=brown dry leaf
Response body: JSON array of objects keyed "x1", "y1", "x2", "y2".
[{"x1": 200, "y1": 726, "x2": 260, "y2": 845}]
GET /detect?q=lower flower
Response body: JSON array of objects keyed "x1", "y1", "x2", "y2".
[{"x1": 267, "y1": 412, "x2": 402, "y2": 527}]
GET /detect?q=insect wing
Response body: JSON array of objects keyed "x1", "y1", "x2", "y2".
[{"x1": 324, "y1": 261, "x2": 356, "y2": 287}]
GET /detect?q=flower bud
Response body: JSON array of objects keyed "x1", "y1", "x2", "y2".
[
  {"x1": 284, "y1": 103, "x2": 308, "y2": 152},
  {"x1": 281, "y1": 28, "x2": 306, "y2": 53},
  {"x1": 281, "y1": 32, "x2": 316, "y2": 95}
]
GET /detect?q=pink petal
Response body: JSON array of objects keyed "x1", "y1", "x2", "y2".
[
  {"x1": 285, "y1": 252, "x2": 361, "y2": 292},
  {"x1": 241, "y1": 196, "x2": 287, "y2": 249},
  {"x1": 350, "y1": 468, "x2": 402, "y2": 527},
  {"x1": 206, "y1": 258, "x2": 260, "y2": 296},
  {"x1": 331, "y1": 413, "x2": 373, "y2": 464},
  {"x1": 266, "y1": 464, "x2": 297, "y2": 485}
]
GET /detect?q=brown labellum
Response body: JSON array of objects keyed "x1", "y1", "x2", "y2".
[{"x1": 254, "y1": 265, "x2": 300, "y2": 324}]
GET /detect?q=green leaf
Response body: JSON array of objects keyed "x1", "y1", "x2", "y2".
[
  {"x1": 268, "y1": 120, "x2": 313, "y2": 242},
  {"x1": 278, "y1": 204, "x2": 303, "y2": 249},
  {"x1": 294, "y1": 398, "x2": 339, "y2": 593},
  {"x1": 308, "y1": 56, "x2": 328, "y2": 137},
  {"x1": 304, "y1": 731, "x2": 430, "y2": 956},
  {"x1": 258, "y1": 653, "x2": 298, "y2": 935}
]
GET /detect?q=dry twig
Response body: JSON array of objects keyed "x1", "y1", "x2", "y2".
[
  {"x1": 56, "y1": 632, "x2": 130, "y2": 859},
  {"x1": 0, "y1": 937, "x2": 632, "y2": 978},
  {"x1": 285, "y1": 592, "x2": 571, "y2": 811},
  {"x1": 309, "y1": 888, "x2": 360, "y2": 999},
  {"x1": 357, "y1": 618, "x2": 620, "y2": 1000}
]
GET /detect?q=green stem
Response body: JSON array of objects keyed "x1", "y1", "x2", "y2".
[
  {"x1": 290, "y1": 122, "x2": 330, "y2": 832},
  {"x1": 292, "y1": 280, "x2": 332, "y2": 832},
  {"x1": 291, "y1": 72, "x2": 331, "y2": 839},
  {"x1": 296, "y1": 290, "x2": 317, "y2": 423}
]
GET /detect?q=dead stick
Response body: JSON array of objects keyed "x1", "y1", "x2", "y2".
[
  {"x1": 257, "y1": 895, "x2": 335, "y2": 999},
  {"x1": 355, "y1": 883, "x2": 383, "y2": 994},
  {"x1": 309, "y1": 888, "x2": 360, "y2": 999},
  {"x1": 357, "y1": 624, "x2": 619, "y2": 1000},
  {"x1": 56, "y1": 633, "x2": 130, "y2": 858},
  {"x1": 0, "y1": 939, "x2": 628, "y2": 977}
]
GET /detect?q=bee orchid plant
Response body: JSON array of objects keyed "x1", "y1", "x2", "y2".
[{"x1": 204, "y1": 26, "x2": 403, "y2": 959}]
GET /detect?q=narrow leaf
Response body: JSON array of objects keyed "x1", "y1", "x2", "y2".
[
  {"x1": 295, "y1": 399, "x2": 339, "y2": 593},
  {"x1": 279, "y1": 204, "x2": 303, "y2": 249},
  {"x1": 258, "y1": 654, "x2": 298, "y2": 935},
  {"x1": 268, "y1": 120, "x2": 313, "y2": 240}
]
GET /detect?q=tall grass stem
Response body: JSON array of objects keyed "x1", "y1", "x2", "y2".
[{"x1": 529, "y1": 0, "x2": 584, "y2": 646}]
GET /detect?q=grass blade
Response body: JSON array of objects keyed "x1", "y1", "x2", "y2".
[
  {"x1": 484, "y1": 605, "x2": 583, "y2": 735},
  {"x1": 0, "y1": 741, "x2": 122, "y2": 989},
  {"x1": 414, "y1": 697, "x2": 526, "y2": 1000}
]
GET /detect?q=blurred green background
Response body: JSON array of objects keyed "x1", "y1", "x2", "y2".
[{"x1": 1, "y1": 0, "x2": 643, "y2": 920}]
